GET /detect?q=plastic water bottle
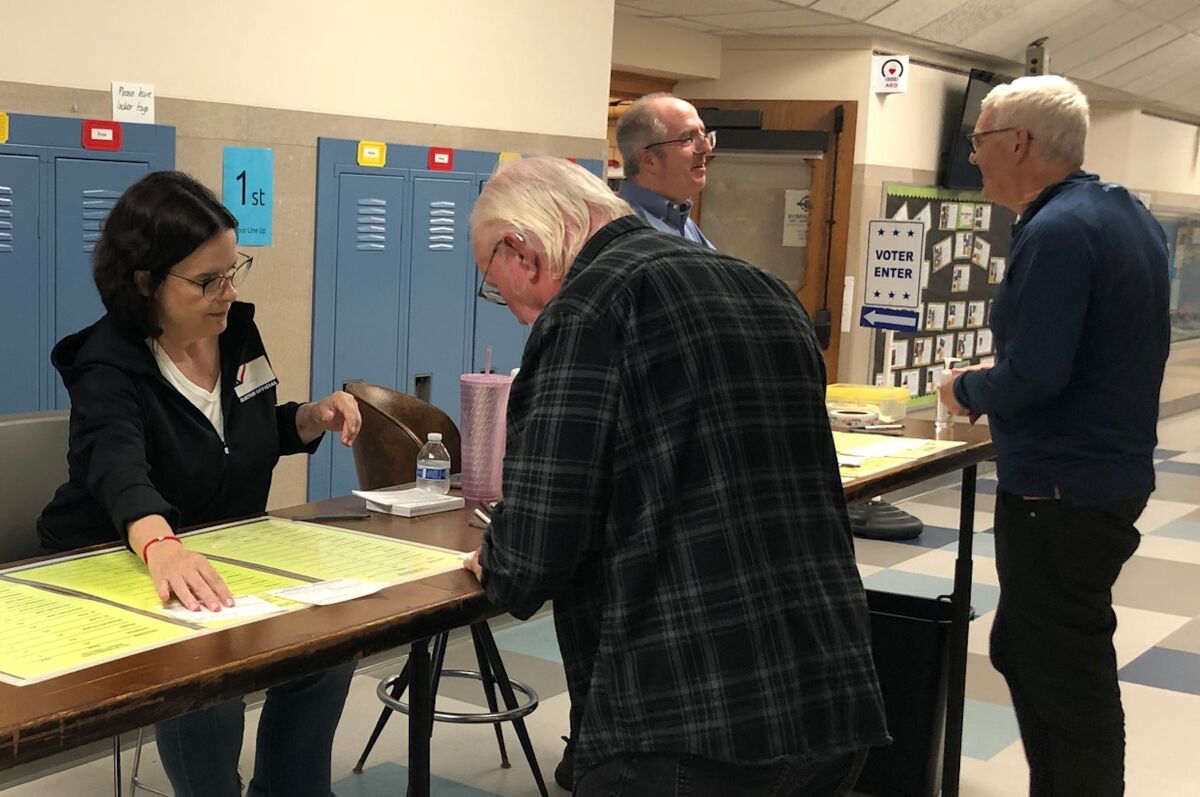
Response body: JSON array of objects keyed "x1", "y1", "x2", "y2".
[{"x1": 416, "y1": 433, "x2": 451, "y2": 494}]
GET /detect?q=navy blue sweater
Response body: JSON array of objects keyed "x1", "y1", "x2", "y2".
[{"x1": 955, "y1": 172, "x2": 1169, "y2": 504}]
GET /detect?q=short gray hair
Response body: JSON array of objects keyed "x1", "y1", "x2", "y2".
[
  {"x1": 471, "y1": 156, "x2": 633, "y2": 279},
  {"x1": 982, "y1": 75, "x2": 1089, "y2": 167},
  {"x1": 615, "y1": 92, "x2": 673, "y2": 179}
]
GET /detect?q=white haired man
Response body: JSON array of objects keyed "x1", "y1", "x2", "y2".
[
  {"x1": 462, "y1": 156, "x2": 887, "y2": 796},
  {"x1": 939, "y1": 76, "x2": 1169, "y2": 796},
  {"x1": 616, "y1": 92, "x2": 715, "y2": 249}
]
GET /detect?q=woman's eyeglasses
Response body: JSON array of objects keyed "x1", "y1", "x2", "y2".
[{"x1": 167, "y1": 254, "x2": 254, "y2": 299}]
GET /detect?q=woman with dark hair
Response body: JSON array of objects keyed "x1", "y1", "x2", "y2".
[{"x1": 38, "y1": 170, "x2": 360, "y2": 797}]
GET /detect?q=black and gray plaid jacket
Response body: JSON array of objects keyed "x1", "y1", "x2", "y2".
[{"x1": 480, "y1": 216, "x2": 888, "y2": 780}]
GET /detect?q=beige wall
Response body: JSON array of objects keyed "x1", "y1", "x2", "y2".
[
  {"x1": 612, "y1": 13, "x2": 722, "y2": 80},
  {"x1": 0, "y1": 0, "x2": 614, "y2": 140},
  {"x1": 2, "y1": 81, "x2": 603, "y2": 508}
]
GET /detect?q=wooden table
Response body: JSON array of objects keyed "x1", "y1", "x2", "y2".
[
  {"x1": 843, "y1": 419, "x2": 994, "y2": 797},
  {"x1": 1, "y1": 419, "x2": 991, "y2": 797},
  {"x1": 0, "y1": 502, "x2": 491, "y2": 797}
]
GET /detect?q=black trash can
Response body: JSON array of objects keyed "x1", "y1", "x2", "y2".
[{"x1": 855, "y1": 590, "x2": 956, "y2": 797}]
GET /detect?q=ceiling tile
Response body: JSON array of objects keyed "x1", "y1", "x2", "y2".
[
  {"x1": 1072, "y1": 25, "x2": 1184, "y2": 80},
  {"x1": 1050, "y1": 11, "x2": 1160, "y2": 73},
  {"x1": 1102, "y1": 33, "x2": 1200, "y2": 90},
  {"x1": 686, "y1": 6, "x2": 846, "y2": 28},
  {"x1": 1171, "y1": 5, "x2": 1200, "y2": 31},
  {"x1": 1001, "y1": 0, "x2": 1130, "y2": 59},
  {"x1": 956, "y1": 0, "x2": 1094, "y2": 57},
  {"x1": 866, "y1": 0, "x2": 970, "y2": 35},
  {"x1": 915, "y1": 0, "x2": 1040, "y2": 44},
  {"x1": 756, "y1": 21, "x2": 884, "y2": 36},
  {"x1": 618, "y1": 0, "x2": 784, "y2": 17},
  {"x1": 654, "y1": 16, "x2": 722, "y2": 31},
  {"x1": 810, "y1": 0, "x2": 896, "y2": 20},
  {"x1": 1145, "y1": 69, "x2": 1200, "y2": 102},
  {"x1": 1141, "y1": 0, "x2": 1200, "y2": 23},
  {"x1": 775, "y1": 0, "x2": 822, "y2": 6}
]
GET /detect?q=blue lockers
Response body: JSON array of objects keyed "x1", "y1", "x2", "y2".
[
  {"x1": 0, "y1": 113, "x2": 174, "y2": 414},
  {"x1": 308, "y1": 138, "x2": 603, "y2": 500}
]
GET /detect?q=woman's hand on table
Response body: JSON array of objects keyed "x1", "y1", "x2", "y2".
[{"x1": 146, "y1": 543, "x2": 234, "y2": 612}]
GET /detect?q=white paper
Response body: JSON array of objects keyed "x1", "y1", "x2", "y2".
[
  {"x1": 160, "y1": 595, "x2": 286, "y2": 623},
  {"x1": 841, "y1": 276, "x2": 855, "y2": 332},
  {"x1": 352, "y1": 488, "x2": 463, "y2": 513},
  {"x1": 843, "y1": 438, "x2": 927, "y2": 458},
  {"x1": 782, "y1": 189, "x2": 810, "y2": 247},
  {"x1": 269, "y1": 578, "x2": 385, "y2": 606},
  {"x1": 111, "y1": 81, "x2": 155, "y2": 123}
]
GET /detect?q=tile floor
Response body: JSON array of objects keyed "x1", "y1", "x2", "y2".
[{"x1": 4, "y1": 408, "x2": 1200, "y2": 796}]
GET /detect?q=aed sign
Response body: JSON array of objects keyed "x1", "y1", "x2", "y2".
[
  {"x1": 872, "y1": 55, "x2": 909, "y2": 94},
  {"x1": 862, "y1": 220, "x2": 924, "y2": 309},
  {"x1": 222, "y1": 147, "x2": 273, "y2": 247}
]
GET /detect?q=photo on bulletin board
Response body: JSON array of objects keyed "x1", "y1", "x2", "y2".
[
  {"x1": 925, "y1": 302, "x2": 946, "y2": 331},
  {"x1": 967, "y1": 300, "x2": 986, "y2": 328},
  {"x1": 988, "y1": 257, "x2": 1006, "y2": 284},
  {"x1": 872, "y1": 185, "x2": 1017, "y2": 403},
  {"x1": 972, "y1": 236, "x2": 991, "y2": 268},
  {"x1": 891, "y1": 339, "x2": 909, "y2": 369},
  {"x1": 939, "y1": 203, "x2": 959, "y2": 230},
  {"x1": 974, "y1": 204, "x2": 992, "y2": 231},
  {"x1": 977, "y1": 328, "x2": 993, "y2": 355},
  {"x1": 947, "y1": 300, "x2": 966, "y2": 329},
  {"x1": 912, "y1": 337, "x2": 932, "y2": 366},
  {"x1": 934, "y1": 333, "x2": 954, "y2": 364},
  {"x1": 900, "y1": 369, "x2": 921, "y2": 396},
  {"x1": 951, "y1": 265, "x2": 971, "y2": 293},
  {"x1": 954, "y1": 231, "x2": 974, "y2": 260},
  {"x1": 931, "y1": 236, "x2": 953, "y2": 270},
  {"x1": 924, "y1": 369, "x2": 937, "y2": 394},
  {"x1": 955, "y1": 330, "x2": 976, "y2": 359},
  {"x1": 957, "y1": 203, "x2": 976, "y2": 230}
]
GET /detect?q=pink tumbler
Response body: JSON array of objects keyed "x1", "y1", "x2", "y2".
[{"x1": 459, "y1": 373, "x2": 513, "y2": 501}]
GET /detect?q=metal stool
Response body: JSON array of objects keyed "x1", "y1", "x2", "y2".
[
  {"x1": 353, "y1": 622, "x2": 548, "y2": 796},
  {"x1": 112, "y1": 728, "x2": 171, "y2": 796}
]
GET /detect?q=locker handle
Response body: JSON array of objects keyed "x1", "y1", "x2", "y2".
[{"x1": 414, "y1": 374, "x2": 432, "y2": 404}]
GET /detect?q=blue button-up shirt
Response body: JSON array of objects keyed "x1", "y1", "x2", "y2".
[{"x1": 618, "y1": 180, "x2": 715, "y2": 249}]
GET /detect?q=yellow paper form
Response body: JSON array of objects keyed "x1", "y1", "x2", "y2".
[
  {"x1": 0, "y1": 580, "x2": 191, "y2": 683},
  {"x1": 184, "y1": 517, "x2": 465, "y2": 585},
  {"x1": 833, "y1": 431, "x2": 965, "y2": 483},
  {"x1": 10, "y1": 550, "x2": 307, "y2": 613}
]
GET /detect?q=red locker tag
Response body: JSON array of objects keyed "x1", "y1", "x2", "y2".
[
  {"x1": 82, "y1": 120, "x2": 123, "y2": 151},
  {"x1": 427, "y1": 147, "x2": 454, "y2": 171}
]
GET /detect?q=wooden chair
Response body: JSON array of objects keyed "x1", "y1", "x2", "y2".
[
  {"x1": 342, "y1": 384, "x2": 547, "y2": 796},
  {"x1": 343, "y1": 382, "x2": 462, "y2": 489}
]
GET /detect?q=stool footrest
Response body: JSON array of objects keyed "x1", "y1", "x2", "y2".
[{"x1": 377, "y1": 669, "x2": 539, "y2": 724}]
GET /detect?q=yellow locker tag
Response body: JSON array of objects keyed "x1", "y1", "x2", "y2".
[
  {"x1": 357, "y1": 140, "x2": 386, "y2": 167},
  {"x1": 0, "y1": 112, "x2": 9, "y2": 144}
]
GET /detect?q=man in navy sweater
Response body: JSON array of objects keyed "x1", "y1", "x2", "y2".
[{"x1": 939, "y1": 75, "x2": 1169, "y2": 796}]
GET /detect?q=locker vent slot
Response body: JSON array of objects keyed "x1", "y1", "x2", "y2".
[
  {"x1": 0, "y1": 184, "x2": 14, "y2": 253},
  {"x1": 356, "y1": 197, "x2": 389, "y2": 251},
  {"x1": 81, "y1": 188, "x2": 124, "y2": 253},
  {"x1": 428, "y1": 200, "x2": 456, "y2": 251}
]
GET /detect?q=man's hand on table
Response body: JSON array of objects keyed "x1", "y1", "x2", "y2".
[{"x1": 462, "y1": 547, "x2": 484, "y2": 581}]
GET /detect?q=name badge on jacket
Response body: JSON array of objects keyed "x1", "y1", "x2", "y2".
[{"x1": 234, "y1": 355, "x2": 279, "y2": 402}]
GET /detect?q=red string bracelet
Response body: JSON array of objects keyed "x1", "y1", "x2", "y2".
[{"x1": 141, "y1": 534, "x2": 182, "y2": 563}]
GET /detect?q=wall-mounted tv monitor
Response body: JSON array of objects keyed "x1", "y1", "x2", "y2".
[{"x1": 939, "y1": 68, "x2": 1017, "y2": 190}]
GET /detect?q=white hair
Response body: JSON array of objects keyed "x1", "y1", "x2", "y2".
[
  {"x1": 981, "y1": 75, "x2": 1089, "y2": 167},
  {"x1": 615, "y1": 92, "x2": 674, "y2": 179},
  {"x1": 471, "y1": 156, "x2": 633, "y2": 278}
]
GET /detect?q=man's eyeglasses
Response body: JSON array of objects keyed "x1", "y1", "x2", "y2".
[
  {"x1": 167, "y1": 253, "x2": 253, "y2": 299},
  {"x1": 644, "y1": 130, "x2": 717, "y2": 152},
  {"x1": 967, "y1": 127, "x2": 1021, "y2": 151},
  {"x1": 477, "y1": 238, "x2": 511, "y2": 306}
]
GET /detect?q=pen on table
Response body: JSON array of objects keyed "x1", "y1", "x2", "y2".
[
  {"x1": 473, "y1": 506, "x2": 492, "y2": 526},
  {"x1": 292, "y1": 511, "x2": 371, "y2": 522}
]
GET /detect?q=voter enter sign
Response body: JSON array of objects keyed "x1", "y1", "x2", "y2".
[{"x1": 860, "y1": 219, "x2": 924, "y2": 332}]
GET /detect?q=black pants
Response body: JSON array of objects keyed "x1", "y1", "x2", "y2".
[
  {"x1": 576, "y1": 749, "x2": 866, "y2": 797},
  {"x1": 991, "y1": 491, "x2": 1146, "y2": 797}
]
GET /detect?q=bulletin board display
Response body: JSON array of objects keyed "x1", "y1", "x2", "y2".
[{"x1": 870, "y1": 184, "x2": 1017, "y2": 405}]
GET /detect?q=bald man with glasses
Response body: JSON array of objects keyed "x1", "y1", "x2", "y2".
[{"x1": 616, "y1": 93, "x2": 716, "y2": 250}]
